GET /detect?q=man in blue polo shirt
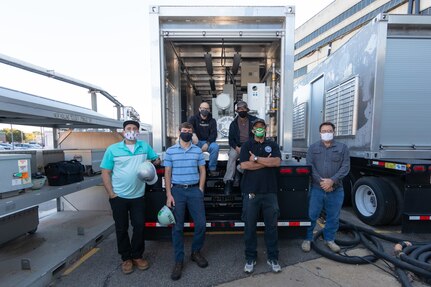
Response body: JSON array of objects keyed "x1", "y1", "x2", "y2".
[
  {"x1": 164, "y1": 122, "x2": 208, "y2": 281},
  {"x1": 101, "y1": 120, "x2": 160, "y2": 275}
]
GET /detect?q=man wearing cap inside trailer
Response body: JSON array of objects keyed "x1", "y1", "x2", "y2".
[
  {"x1": 239, "y1": 118, "x2": 282, "y2": 274},
  {"x1": 101, "y1": 120, "x2": 160, "y2": 275},
  {"x1": 223, "y1": 100, "x2": 258, "y2": 195}
]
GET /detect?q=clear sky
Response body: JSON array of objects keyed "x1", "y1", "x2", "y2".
[{"x1": 0, "y1": 0, "x2": 334, "y2": 132}]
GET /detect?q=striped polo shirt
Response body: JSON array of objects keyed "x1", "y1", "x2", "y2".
[
  {"x1": 163, "y1": 143, "x2": 205, "y2": 185},
  {"x1": 100, "y1": 140, "x2": 159, "y2": 199}
]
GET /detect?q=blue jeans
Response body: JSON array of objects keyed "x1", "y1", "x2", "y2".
[
  {"x1": 305, "y1": 186, "x2": 344, "y2": 242},
  {"x1": 109, "y1": 196, "x2": 146, "y2": 261},
  {"x1": 171, "y1": 186, "x2": 206, "y2": 262},
  {"x1": 242, "y1": 193, "x2": 279, "y2": 261},
  {"x1": 197, "y1": 140, "x2": 219, "y2": 171}
]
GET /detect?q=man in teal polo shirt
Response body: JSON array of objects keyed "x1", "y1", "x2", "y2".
[{"x1": 101, "y1": 120, "x2": 160, "y2": 274}]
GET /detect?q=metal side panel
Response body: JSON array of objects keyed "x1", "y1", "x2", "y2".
[{"x1": 380, "y1": 38, "x2": 431, "y2": 154}]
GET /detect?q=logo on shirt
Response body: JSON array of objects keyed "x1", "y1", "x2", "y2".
[{"x1": 265, "y1": 145, "x2": 272, "y2": 153}]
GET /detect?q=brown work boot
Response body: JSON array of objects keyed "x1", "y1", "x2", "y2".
[
  {"x1": 132, "y1": 258, "x2": 149, "y2": 270},
  {"x1": 171, "y1": 262, "x2": 183, "y2": 281},
  {"x1": 121, "y1": 259, "x2": 134, "y2": 274},
  {"x1": 191, "y1": 251, "x2": 208, "y2": 268}
]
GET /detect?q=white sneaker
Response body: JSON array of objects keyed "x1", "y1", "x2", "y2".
[
  {"x1": 325, "y1": 241, "x2": 341, "y2": 253},
  {"x1": 267, "y1": 259, "x2": 281, "y2": 273},
  {"x1": 244, "y1": 260, "x2": 256, "y2": 273},
  {"x1": 301, "y1": 240, "x2": 311, "y2": 252}
]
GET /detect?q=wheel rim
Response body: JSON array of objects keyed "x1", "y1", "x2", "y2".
[{"x1": 355, "y1": 185, "x2": 377, "y2": 217}]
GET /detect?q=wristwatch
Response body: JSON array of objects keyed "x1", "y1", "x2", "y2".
[{"x1": 254, "y1": 156, "x2": 258, "y2": 162}]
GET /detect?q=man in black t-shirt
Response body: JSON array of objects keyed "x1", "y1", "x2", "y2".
[{"x1": 239, "y1": 118, "x2": 282, "y2": 274}]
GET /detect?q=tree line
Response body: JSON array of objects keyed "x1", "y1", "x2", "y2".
[{"x1": 0, "y1": 128, "x2": 41, "y2": 143}]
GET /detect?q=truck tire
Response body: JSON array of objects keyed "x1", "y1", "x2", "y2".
[
  {"x1": 381, "y1": 177, "x2": 403, "y2": 225},
  {"x1": 352, "y1": 177, "x2": 396, "y2": 226}
]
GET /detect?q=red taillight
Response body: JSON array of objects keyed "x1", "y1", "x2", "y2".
[
  {"x1": 412, "y1": 165, "x2": 426, "y2": 172},
  {"x1": 280, "y1": 167, "x2": 293, "y2": 174},
  {"x1": 156, "y1": 168, "x2": 165, "y2": 175},
  {"x1": 296, "y1": 167, "x2": 310, "y2": 175}
]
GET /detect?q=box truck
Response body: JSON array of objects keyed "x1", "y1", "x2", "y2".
[{"x1": 293, "y1": 14, "x2": 431, "y2": 233}]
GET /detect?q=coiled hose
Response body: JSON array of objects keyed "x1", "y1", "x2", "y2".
[{"x1": 310, "y1": 219, "x2": 431, "y2": 287}]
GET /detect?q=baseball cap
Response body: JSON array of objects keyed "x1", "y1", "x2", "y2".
[
  {"x1": 236, "y1": 101, "x2": 249, "y2": 111},
  {"x1": 123, "y1": 120, "x2": 140, "y2": 129},
  {"x1": 252, "y1": 118, "x2": 266, "y2": 127}
]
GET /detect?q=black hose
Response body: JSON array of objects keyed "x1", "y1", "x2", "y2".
[
  {"x1": 360, "y1": 232, "x2": 431, "y2": 278},
  {"x1": 399, "y1": 244, "x2": 431, "y2": 272},
  {"x1": 312, "y1": 227, "x2": 379, "y2": 264},
  {"x1": 311, "y1": 220, "x2": 431, "y2": 285},
  {"x1": 394, "y1": 268, "x2": 413, "y2": 287},
  {"x1": 418, "y1": 251, "x2": 431, "y2": 263}
]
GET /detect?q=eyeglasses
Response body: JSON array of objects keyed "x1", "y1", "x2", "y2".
[
  {"x1": 199, "y1": 107, "x2": 210, "y2": 111},
  {"x1": 320, "y1": 130, "x2": 334, "y2": 133}
]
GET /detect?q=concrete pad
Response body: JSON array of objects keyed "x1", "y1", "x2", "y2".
[
  {"x1": 0, "y1": 211, "x2": 114, "y2": 287},
  {"x1": 219, "y1": 248, "x2": 430, "y2": 287}
]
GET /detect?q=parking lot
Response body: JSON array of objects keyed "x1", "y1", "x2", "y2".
[{"x1": 52, "y1": 208, "x2": 431, "y2": 287}]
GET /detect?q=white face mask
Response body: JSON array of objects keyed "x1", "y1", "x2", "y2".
[
  {"x1": 321, "y1": 132, "x2": 334, "y2": 142},
  {"x1": 124, "y1": 131, "x2": 139, "y2": 141}
]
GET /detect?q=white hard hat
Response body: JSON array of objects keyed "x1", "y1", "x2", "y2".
[
  {"x1": 137, "y1": 161, "x2": 158, "y2": 185},
  {"x1": 158, "y1": 205, "x2": 176, "y2": 225}
]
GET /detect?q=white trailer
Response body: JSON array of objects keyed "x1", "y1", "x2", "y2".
[
  {"x1": 293, "y1": 14, "x2": 431, "y2": 232},
  {"x1": 146, "y1": 5, "x2": 312, "y2": 239}
]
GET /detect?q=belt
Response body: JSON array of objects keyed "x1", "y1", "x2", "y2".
[{"x1": 172, "y1": 183, "x2": 199, "y2": 189}]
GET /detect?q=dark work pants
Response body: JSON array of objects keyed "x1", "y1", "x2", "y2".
[
  {"x1": 242, "y1": 192, "x2": 279, "y2": 261},
  {"x1": 109, "y1": 196, "x2": 146, "y2": 261}
]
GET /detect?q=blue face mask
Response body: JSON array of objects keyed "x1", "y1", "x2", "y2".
[{"x1": 180, "y1": 132, "x2": 192, "y2": 142}]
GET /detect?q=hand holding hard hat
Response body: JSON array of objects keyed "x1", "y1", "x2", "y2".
[
  {"x1": 158, "y1": 205, "x2": 176, "y2": 225},
  {"x1": 137, "y1": 161, "x2": 158, "y2": 185}
]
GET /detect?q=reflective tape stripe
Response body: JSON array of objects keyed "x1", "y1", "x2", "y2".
[
  {"x1": 145, "y1": 221, "x2": 311, "y2": 227},
  {"x1": 409, "y1": 216, "x2": 431, "y2": 221}
]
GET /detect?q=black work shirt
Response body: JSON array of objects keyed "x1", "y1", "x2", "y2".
[{"x1": 239, "y1": 138, "x2": 281, "y2": 194}]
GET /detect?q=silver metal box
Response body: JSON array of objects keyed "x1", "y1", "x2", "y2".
[
  {"x1": 0, "y1": 154, "x2": 32, "y2": 197},
  {"x1": 0, "y1": 149, "x2": 64, "y2": 173},
  {"x1": 0, "y1": 206, "x2": 39, "y2": 244},
  {"x1": 293, "y1": 15, "x2": 431, "y2": 160}
]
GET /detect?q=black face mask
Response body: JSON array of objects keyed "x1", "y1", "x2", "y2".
[
  {"x1": 238, "y1": 111, "x2": 248, "y2": 118},
  {"x1": 180, "y1": 132, "x2": 193, "y2": 142},
  {"x1": 200, "y1": 109, "x2": 209, "y2": 117}
]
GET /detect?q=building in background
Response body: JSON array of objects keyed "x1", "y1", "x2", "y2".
[{"x1": 294, "y1": 0, "x2": 431, "y2": 80}]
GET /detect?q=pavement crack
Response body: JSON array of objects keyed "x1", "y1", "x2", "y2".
[
  {"x1": 295, "y1": 264, "x2": 343, "y2": 287},
  {"x1": 102, "y1": 264, "x2": 119, "y2": 287}
]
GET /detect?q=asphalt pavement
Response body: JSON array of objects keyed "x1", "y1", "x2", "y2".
[{"x1": 52, "y1": 208, "x2": 431, "y2": 287}]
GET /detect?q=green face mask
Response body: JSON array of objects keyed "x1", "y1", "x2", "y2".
[{"x1": 254, "y1": 127, "x2": 266, "y2": 137}]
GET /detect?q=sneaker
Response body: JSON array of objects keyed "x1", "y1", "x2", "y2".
[
  {"x1": 244, "y1": 260, "x2": 256, "y2": 274},
  {"x1": 301, "y1": 240, "x2": 311, "y2": 252},
  {"x1": 191, "y1": 251, "x2": 208, "y2": 268},
  {"x1": 267, "y1": 259, "x2": 281, "y2": 273},
  {"x1": 121, "y1": 259, "x2": 134, "y2": 274},
  {"x1": 325, "y1": 241, "x2": 341, "y2": 253},
  {"x1": 171, "y1": 262, "x2": 183, "y2": 281},
  {"x1": 132, "y1": 258, "x2": 149, "y2": 270}
]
